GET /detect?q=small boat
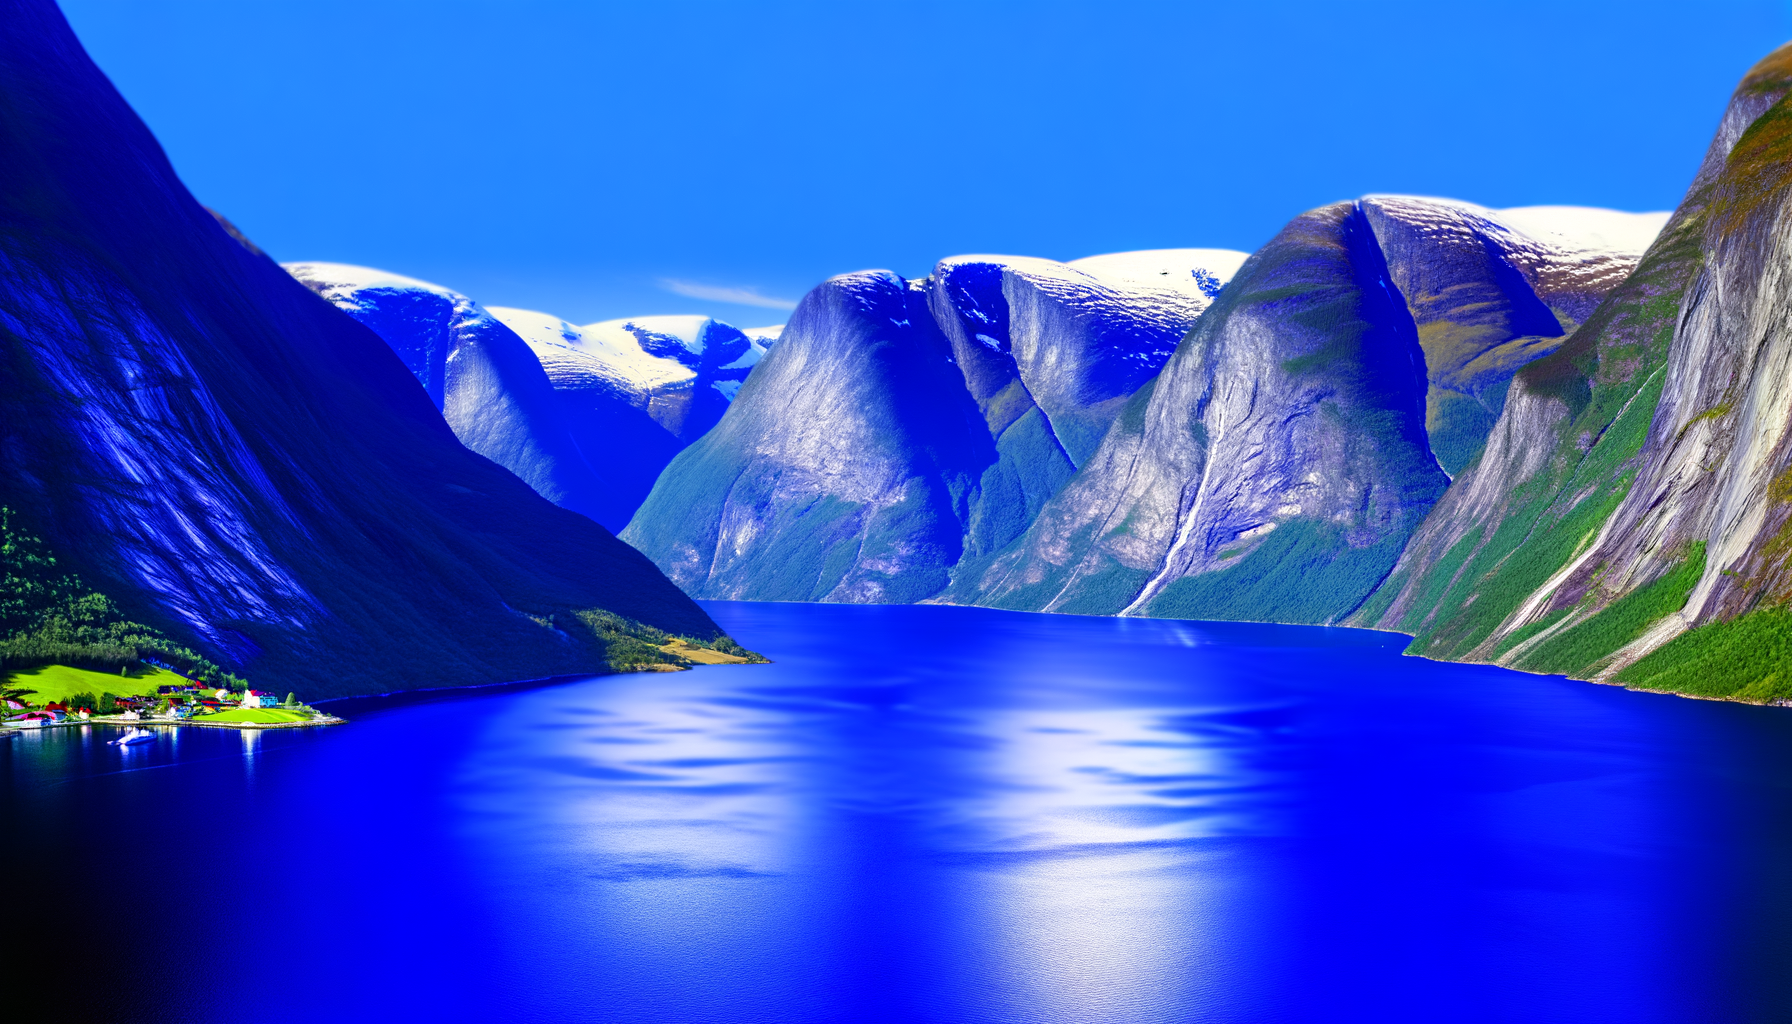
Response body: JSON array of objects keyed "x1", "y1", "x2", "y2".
[{"x1": 108, "y1": 728, "x2": 155, "y2": 747}]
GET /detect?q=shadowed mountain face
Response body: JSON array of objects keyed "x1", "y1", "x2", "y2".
[
  {"x1": 496, "y1": 310, "x2": 775, "y2": 527},
  {"x1": 285, "y1": 263, "x2": 633, "y2": 531},
  {"x1": 283, "y1": 265, "x2": 778, "y2": 533},
  {"x1": 1357, "y1": 43, "x2": 1792, "y2": 699},
  {"x1": 0, "y1": 0, "x2": 724, "y2": 697},
  {"x1": 1361, "y1": 197, "x2": 1668, "y2": 474},
  {"x1": 622, "y1": 251, "x2": 1252, "y2": 601}
]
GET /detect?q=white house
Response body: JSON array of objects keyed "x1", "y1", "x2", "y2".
[{"x1": 242, "y1": 691, "x2": 280, "y2": 708}]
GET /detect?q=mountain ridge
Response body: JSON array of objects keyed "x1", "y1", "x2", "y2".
[{"x1": 0, "y1": 0, "x2": 730, "y2": 699}]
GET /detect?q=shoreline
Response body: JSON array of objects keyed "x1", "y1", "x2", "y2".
[{"x1": 4, "y1": 713, "x2": 345, "y2": 733}]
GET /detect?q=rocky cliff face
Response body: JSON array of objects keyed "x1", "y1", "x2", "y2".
[
  {"x1": 631, "y1": 195, "x2": 1662, "y2": 616},
  {"x1": 622, "y1": 250, "x2": 1251, "y2": 601},
  {"x1": 1355, "y1": 43, "x2": 1792, "y2": 702},
  {"x1": 947, "y1": 196, "x2": 1665, "y2": 622},
  {"x1": 285, "y1": 263, "x2": 630, "y2": 530},
  {"x1": 960, "y1": 204, "x2": 1447, "y2": 621},
  {"x1": 1360, "y1": 197, "x2": 1667, "y2": 473},
  {"x1": 622, "y1": 271, "x2": 993, "y2": 601},
  {"x1": 0, "y1": 0, "x2": 725, "y2": 697}
]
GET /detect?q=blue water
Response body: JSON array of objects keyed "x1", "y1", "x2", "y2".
[{"x1": 6, "y1": 602, "x2": 1792, "y2": 1023}]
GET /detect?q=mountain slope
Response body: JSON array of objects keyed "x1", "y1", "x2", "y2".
[
  {"x1": 622, "y1": 272, "x2": 994, "y2": 601},
  {"x1": 961, "y1": 204, "x2": 1448, "y2": 621},
  {"x1": 1354, "y1": 43, "x2": 1792, "y2": 701},
  {"x1": 946, "y1": 195, "x2": 1665, "y2": 622},
  {"x1": 0, "y1": 0, "x2": 726, "y2": 698},
  {"x1": 623, "y1": 250, "x2": 1250, "y2": 600},
  {"x1": 1361, "y1": 197, "x2": 1668, "y2": 473},
  {"x1": 494, "y1": 309, "x2": 775, "y2": 526},
  {"x1": 282, "y1": 266, "x2": 780, "y2": 533},
  {"x1": 285, "y1": 263, "x2": 631, "y2": 530},
  {"x1": 629, "y1": 201, "x2": 1661, "y2": 618}
]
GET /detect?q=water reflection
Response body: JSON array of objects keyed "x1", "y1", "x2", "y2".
[
  {"x1": 946, "y1": 705, "x2": 1285, "y2": 1020},
  {"x1": 453, "y1": 626, "x2": 1307, "y2": 1021},
  {"x1": 9, "y1": 603, "x2": 1792, "y2": 1023}
]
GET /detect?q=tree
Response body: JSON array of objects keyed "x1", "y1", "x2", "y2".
[
  {"x1": 284, "y1": 692, "x2": 296, "y2": 706},
  {"x1": 0, "y1": 508, "x2": 256, "y2": 688}
]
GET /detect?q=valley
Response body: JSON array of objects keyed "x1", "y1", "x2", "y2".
[{"x1": 3, "y1": 0, "x2": 1791, "y2": 712}]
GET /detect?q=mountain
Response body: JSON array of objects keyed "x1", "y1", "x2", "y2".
[
  {"x1": 956, "y1": 197, "x2": 1663, "y2": 621},
  {"x1": 0, "y1": 0, "x2": 730, "y2": 699},
  {"x1": 621, "y1": 250, "x2": 1252, "y2": 600},
  {"x1": 1359, "y1": 198, "x2": 1669, "y2": 473},
  {"x1": 492, "y1": 309, "x2": 776, "y2": 525},
  {"x1": 283, "y1": 263, "x2": 778, "y2": 532},
  {"x1": 633, "y1": 193, "x2": 1662, "y2": 617},
  {"x1": 285, "y1": 263, "x2": 631, "y2": 530},
  {"x1": 964, "y1": 204, "x2": 1448, "y2": 620},
  {"x1": 1354, "y1": 42, "x2": 1792, "y2": 703},
  {"x1": 284, "y1": 267, "x2": 777, "y2": 527}
]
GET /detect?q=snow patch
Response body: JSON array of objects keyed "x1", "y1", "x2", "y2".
[
  {"x1": 489, "y1": 307, "x2": 695, "y2": 393},
  {"x1": 1363, "y1": 195, "x2": 1672, "y2": 258}
]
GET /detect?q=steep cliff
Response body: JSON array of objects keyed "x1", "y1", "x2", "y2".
[
  {"x1": 622, "y1": 272, "x2": 992, "y2": 602},
  {"x1": 632, "y1": 191, "x2": 1661, "y2": 617},
  {"x1": 285, "y1": 263, "x2": 629, "y2": 530},
  {"x1": 623, "y1": 250, "x2": 1250, "y2": 601},
  {"x1": 962, "y1": 204, "x2": 1448, "y2": 621},
  {"x1": 1360, "y1": 198, "x2": 1667, "y2": 473},
  {"x1": 949, "y1": 194, "x2": 1665, "y2": 622},
  {"x1": 1356, "y1": 43, "x2": 1792, "y2": 703},
  {"x1": 0, "y1": 0, "x2": 726, "y2": 698}
]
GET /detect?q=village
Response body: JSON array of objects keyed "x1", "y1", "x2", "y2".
[{"x1": 2, "y1": 663, "x2": 343, "y2": 732}]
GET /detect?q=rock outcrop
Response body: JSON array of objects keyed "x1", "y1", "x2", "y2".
[
  {"x1": 1355, "y1": 43, "x2": 1792, "y2": 701},
  {"x1": 962, "y1": 203, "x2": 1448, "y2": 621}
]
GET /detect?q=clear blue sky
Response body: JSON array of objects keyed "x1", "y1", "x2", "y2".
[{"x1": 59, "y1": 0, "x2": 1792, "y2": 325}]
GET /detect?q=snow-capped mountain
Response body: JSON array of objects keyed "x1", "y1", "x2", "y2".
[
  {"x1": 961, "y1": 197, "x2": 1672, "y2": 621},
  {"x1": 491, "y1": 310, "x2": 776, "y2": 443},
  {"x1": 621, "y1": 248, "x2": 1252, "y2": 601},
  {"x1": 629, "y1": 202, "x2": 1672, "y2": 617},
  {"x1": 932, "y1": 248, "x2": 1250, "y2": 463},
  {"x1": 283, "y1": 263, "x2": 781, "y2": 531},
  {"x1": 1358, "y1": 197, "x2": 1671, "y2": 474},
  {"x1": 1364, "y1": 44, "x2": 1792, "y2": 698},
  {"x1": 285, "y1": 263, "x2": 629, "y2": 530}
]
